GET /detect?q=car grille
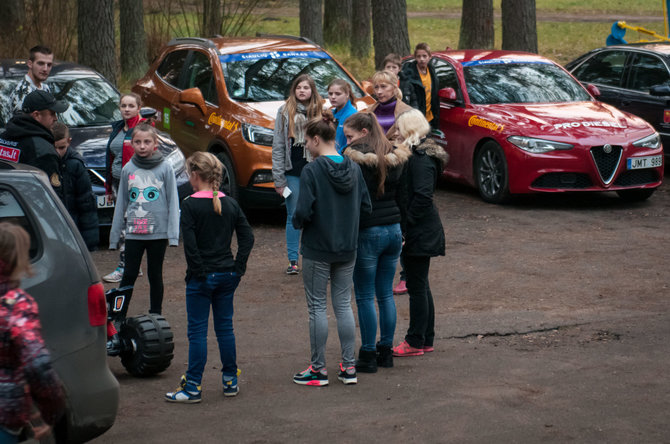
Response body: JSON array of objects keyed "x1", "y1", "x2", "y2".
[
  {"x1": 590, "y1": 145, "x2": 623, "y2": 184},
  {"x1": 613, "y1": 169, "x2": 660, "y2": 186},
  {"x1": 531, "y1": 173, "x2": 593, "y2": 189}
]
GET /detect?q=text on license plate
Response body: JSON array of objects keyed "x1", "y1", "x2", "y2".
[
  {"x1": 627, "y1": 155, "x2": 662, "y2": 170},
  {"x1": 97, "y1": 195, "x2": 115, "y2": 209}
]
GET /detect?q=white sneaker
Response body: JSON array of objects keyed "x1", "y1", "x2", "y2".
[{"x1": 103, "y1": 268, "x2": 123, "y2": 283}]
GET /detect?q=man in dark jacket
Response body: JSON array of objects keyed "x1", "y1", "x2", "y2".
[
  {"x1": 400, "y1": 43, "x2": 440, "y2": 129},
  {"x1": 0, "y1": 90, "x2": 68, "y2": 199}
]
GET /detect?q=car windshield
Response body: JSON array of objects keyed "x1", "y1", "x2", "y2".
[
  {"x1": 220, "y1": 52, "x2": 364, "y2": 102},
  {"x1": 48, "y1": 75, "x2": 121, "y2": 126},
  {"x1": 463, "y1": 61, "x2": 591, "y2": 105}
]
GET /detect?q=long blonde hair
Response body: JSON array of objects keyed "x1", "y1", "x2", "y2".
[
  {"x1": 0, "y1": 222, "x2": 33, "y2": 288},
  {"x1": 187, "y1": 152, "x2": 224, "y2": 215},
  {"x1": 285, "y1": 74, "x2": 323, "y2": 138},
  {"x1": 396, "y1": 109, "x2": 431, "y2": 148}
]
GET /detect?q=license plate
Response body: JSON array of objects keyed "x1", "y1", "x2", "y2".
[
  {"x1": 627, "y1": 155, "x2": 662, "y2": 170},
  {"x1": 97, "y1": 195, "x2": 115, "y2": 209}
]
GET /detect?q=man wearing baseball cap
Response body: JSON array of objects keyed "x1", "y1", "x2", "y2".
[{"x1": 0, "y1": 90, "x2": 69, "y2": 198}]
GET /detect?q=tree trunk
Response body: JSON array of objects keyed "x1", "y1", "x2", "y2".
[
  {"x1": 323, "y1": 0, "x2": 351, "y2": 46},
  {"x1": 0, "y1": 0, "x2": 25, "y2": 56},
  {"x1": 458, "y1": 0, "x2": 494, "y2": 50},
  {"x1": 78, "y1": 0, "x2": 116, "y2": 84},
  {"x1": 203, "y1": 0, "x2": 223, "y2": 37},
  {"x1": 300, "y1": 0, "x2": 323, "y2": 46},
  {"x1": 371, "y1": 0, "x2": 410, "y2": 70},
  {"x1": 501, "y1": 0, "x2": 538, "y2": 53},
  {"x1": 119, "y1": 0, "x2": 148, "y2": 82},
  {"x1": 351, "y1": 0, "x2": 371, "y2": 58}
]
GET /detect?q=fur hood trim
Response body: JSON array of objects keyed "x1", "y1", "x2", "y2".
[
  {"x1": 413, "y1": 138, "x2": 449, "y2": 166},
  {"x1": 344, "y1": 143, "x2": 411, "y2": 168}
]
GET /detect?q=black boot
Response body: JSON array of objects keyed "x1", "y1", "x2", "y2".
[
  {"x1": 355, "y1": 348, "x2": 378, "y2": 373},
  {"x1": 376, "y1": 343, "x2": 394, "y2": 368}
]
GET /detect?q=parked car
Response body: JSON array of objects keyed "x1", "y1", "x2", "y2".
[
  {"x1": 566, "y1": 42, "x2": 670, "y2": 160},
  {"x1": 0, "y1": 59, "x2": 190, "y2": 225},
  {"x1": 133, "y1": 35, "x2": 375, "y2": 208},
  {"x1": 405, "y1": 50, "x2": 664, "y2": 203},
  {"x1": 0, "y1": 161, "x2": 118, "y2": 443}
]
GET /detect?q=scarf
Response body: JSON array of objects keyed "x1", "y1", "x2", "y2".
[
  {"x1": 131, "y1": 150, "x2": 164, "y2": 169},
  {"x1": 292, "y1": 103, "x2": 312, "y2": 162}
]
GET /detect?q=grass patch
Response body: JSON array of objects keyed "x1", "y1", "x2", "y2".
[{"x1": 406, "y1": 0, "x2": 664, "y2": 15}]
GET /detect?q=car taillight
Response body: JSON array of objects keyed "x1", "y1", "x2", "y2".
[{"x1": 88, "y1": 282, "x2": 107, "y2": 327}]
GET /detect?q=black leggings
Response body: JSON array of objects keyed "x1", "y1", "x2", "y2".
[
  {"x1": 404, "y1": 255, "x2": 435, "y2": 348},
  {"x1": 120, "y1": 238, "x2": 168, "y2": 315}
]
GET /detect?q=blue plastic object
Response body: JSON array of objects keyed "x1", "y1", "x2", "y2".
[{"x1": 607, "y1": 22, "x2": 627, "y2": 45}]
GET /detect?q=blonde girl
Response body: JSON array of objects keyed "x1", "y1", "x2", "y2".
[{"x1": 366, "y1": 71, "x2": 413, "y2": 142}]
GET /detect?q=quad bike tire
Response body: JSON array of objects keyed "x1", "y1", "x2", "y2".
[{"x1": 120, "y1": 314, "x2": 174, "y2": 377}]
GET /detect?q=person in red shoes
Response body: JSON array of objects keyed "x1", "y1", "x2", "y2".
[{"x1": 392, "y1": 109, "x2": 447, "y2": 357}]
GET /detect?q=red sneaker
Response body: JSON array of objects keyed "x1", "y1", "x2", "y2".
[
  {"x1": 393, "y1": 280, "x2": 407, "y2": 295},
  {"x1": 422, "y1": 345, "x2": 434, "y2": 353},
  {"x1": 392, "y1": 340, "x2": 424, "y2": 357}
]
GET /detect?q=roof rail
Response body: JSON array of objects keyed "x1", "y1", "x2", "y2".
[
  {"x1": 254, "y1": 33, "x2": 318, "y2": 47},
  {"x1": 167, "y1": 37, "x2": 217, "y2": 49}
]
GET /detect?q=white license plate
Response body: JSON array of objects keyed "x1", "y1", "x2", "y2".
[
  {"x1": 97, "y1": 195, "x2": 115, "y2": 209},
  {"x1": 627, "y1": 155, "x2": 662, "y2": 170}
]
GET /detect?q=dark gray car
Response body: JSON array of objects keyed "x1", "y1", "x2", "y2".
[{"x1": 0, "y1": 162, "x2": 118, "y2": 443}]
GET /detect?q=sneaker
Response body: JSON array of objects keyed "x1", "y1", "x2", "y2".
[
  {"x1": 293, "y1": 366, "x2": 328, "y2": 386},
  {"x1": 223, "y1": 371, "x2": 239, "y2": 397},
  {"x1": 393, "y1": 340, "x2": 424, "y2": 357},
  {"x1": 393, "y1": 280, "x2": 407, "y2": 295},
  {"x1": 286, "y1": 260, "x2": 299, "y2": 275},
  {"x1": 165, "y1": 375, "x2": 201, "y2": 403},
  {"x1": 337, "y1": 363, "x2": 357, "y2": 385},
  {"x1": 138, "y1": 268, "x2": 143, "y2": 277},
  {"x1": 422, "y1": 345, "x2": 434, "y2": 353},
  {"x1": 103, "y1": 267, "x2": 123, "y2": 283}
]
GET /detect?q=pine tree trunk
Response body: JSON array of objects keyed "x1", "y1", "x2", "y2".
[
  {"x1": 371, "y1": 0, "x2": 410, "y2": 70},
  {"x1": 458, "y1": 0, "x2": 494, "y2": 50},
  {"x1": 120, "y1": 0, "x2": 148, "y2": 82},
  {"x1": 300, "y1": 0, "x2": 323, "y2": 46},
  {"x1": 78, "y1": 0, "x2": 116, "y2": 84},
  {"x1": 323, "y1": 0, "x2": 351, "y2": 46},
  {"x1": 203, "y1": 0, "x2": 223, "y2": 37},
  {"x1": 351, "y1": 0, "x2": 371, "y2": 58},
  {"x1": 0, "y1": 0, "x2": 26, "y2": 57},
  {"x1": 501, "y1": 0, "x2": 538, "y2": 53}
]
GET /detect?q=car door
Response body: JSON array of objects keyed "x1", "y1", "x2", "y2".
[
  {"x1": 169, "y1": 50, "x2": 222, "y2": 158},
  {"x1": 621, "y1": 52, "x2": 670, "y2": 148},
  {"x1": 570, "y1": 49, "x2": 630, "y2": 108}
]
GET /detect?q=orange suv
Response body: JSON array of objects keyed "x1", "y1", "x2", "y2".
[{"x1": 133, "y1": 35, "x2": 374, "y2": 207}]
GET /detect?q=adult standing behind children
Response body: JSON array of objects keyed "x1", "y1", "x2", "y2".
[
  {"x1": 292, "y1": 112, "x2": 371, "y2": 387},
  {"x1": 52, "y1": 122, "x2": 99, "y2": 251},
  {"x1": 366, "y1": 71, "x2": 413, "y2": 143},
  {"x1": 392, "y1": 109, "x2": 448, "y2": 358},
  {"x1": 328, "y1": 79, "x2": 358, "y2": 153},
  {"x1": 165, "y1": 152, "x2": 254, "y2": 403},
  {"x1": 400, "y1": 43, "x2": 440, "y2": 129},
  {"x1": 342, "y1": 112, "x2": 410, "y2": 373},
  {"x1": 9, "y1": 45, "x2": 54, "y2": 114},
  {"x1": 0, "y1": 223, "x2": 65, "y2": 443},
  {"x1": 272, "y1": 74, "x2": 323, "y2": 275}
]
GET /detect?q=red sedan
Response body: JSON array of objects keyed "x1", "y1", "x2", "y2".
[{"x1": 418, "y1": 50, "x2": 664, "y2": 203}]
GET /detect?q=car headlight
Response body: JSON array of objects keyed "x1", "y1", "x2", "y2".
[
  {"x1": 165, "y1": 148, "x2": 186, "y2": 175},
  {"x1": 508, "y1": 136, "x2": 573, "y2": 153},
  {"x1": 242, "y1": 123, "x2": 274, "y2": 146},
  {"x1": 632, "y1": 132, "x2": 661, "y2": 149}
]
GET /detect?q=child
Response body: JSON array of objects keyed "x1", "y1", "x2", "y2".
[
  {"x1": 272, "y1": 74, "x2": 323, "y2": 275},
  {"x1": 0, "y1": 222, "x2": 64, "y2": 443},
  {"x1": 291, "y1": 111, "x2": 371, "y2": 387},
  {"x1": 165, "y1": 152, "x2": 254, "y2": 403},
  {"x1": 400, "y1": 43, "x2": 440, "y2": 129},
  {"x1": 328, "y1": 79, "x2": 357, "y2": 153},
  {"x1": 52, "y1": 122, "x2": 99, "y2": 251},
  {"x1": 109, "y1": 124, "x2": 179, "y2": 316},
  {"x1": 382, "y1": 53, "x2": 402, "y2": 78}
]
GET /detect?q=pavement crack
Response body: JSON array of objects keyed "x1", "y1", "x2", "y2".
[{"x1": 444, "y1": 322, "x2": 589, "y2": 340}]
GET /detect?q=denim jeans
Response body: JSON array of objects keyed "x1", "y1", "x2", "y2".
[
  {"x1": 185, "y1": 272, "x2": 241, "y2": 385},
  {"x1": 284, "y1": 175, "x2": 301, "y2": 262},
  {"x1": 302, "y1": 257, "x2": 357, "y2": 370},
  {"x1": 353, "y1": 224, "x2": 402, "y2": 351}
]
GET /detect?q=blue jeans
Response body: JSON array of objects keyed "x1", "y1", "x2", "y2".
[
  {"x1": 353, "y1": 224, "x2": 402, "y2": 351},
  {"x1": 285, "y1": 175, "x2": 301, "y2": 262},
  {"x1": 185, "y1": 272, "x2": 241, "y2": 385}
]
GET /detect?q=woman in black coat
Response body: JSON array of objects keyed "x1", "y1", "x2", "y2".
[{"x1": 392, "y1": 109, "x2": 448, "y2": 357}]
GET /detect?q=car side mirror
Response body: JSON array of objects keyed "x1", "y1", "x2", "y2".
[
  {"x1": 179, "y1": 88, "x2": 207, "y2": 115},
  {"x1": 586, "y1": 84, "x2": 601, "y2": 97},
  {"x1": 140, "y1": 107, "x2": 157, "y2": 119},
  {"x1": 361, "y1": 80, "x2": 375, "y2": 97},
  {"x1": 649, "y1": 85, "x2": 670, "y2": 96},
  {"x1": 438, "y1": 87, "x2": 457, "y2": 101}
]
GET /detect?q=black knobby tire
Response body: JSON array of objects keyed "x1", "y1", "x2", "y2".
[
  {"x1": 616, "y1": 188, "x2": 655, "y2": 202},
  {"x1": 120, "y1": 314, "x2": 174, "y2": 377},
  {"x1": 475, "y1": 141, "x2": 510, "y2": 204},
  {"x1": 215, "y1": 151, "x2": 238, "y2": 200}
]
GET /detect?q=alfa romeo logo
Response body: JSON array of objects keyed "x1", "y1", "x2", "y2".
[{"x1": 603, "y1": 144, "x2": 612, "y2": 153}]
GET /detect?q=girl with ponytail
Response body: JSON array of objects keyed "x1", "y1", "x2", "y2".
[{"x1": 166, "y1": 152, "x2": 255, "y2": 403}]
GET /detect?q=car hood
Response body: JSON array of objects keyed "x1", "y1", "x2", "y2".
[{"x1": 475, "y1": 101, "x2": 654, "y2": 144}]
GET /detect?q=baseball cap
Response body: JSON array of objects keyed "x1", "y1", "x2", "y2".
[{"x1": 22, "y1": 90, "x2": 69, "y2": 113}]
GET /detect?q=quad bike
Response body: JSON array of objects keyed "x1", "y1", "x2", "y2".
[{"x1": 105, "y1": 286, "x2": 174, "y2": 377}]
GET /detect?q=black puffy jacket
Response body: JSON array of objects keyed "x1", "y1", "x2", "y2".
[{"x1": 400, "y1": 60, "x2": 440, "y2": 128}]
